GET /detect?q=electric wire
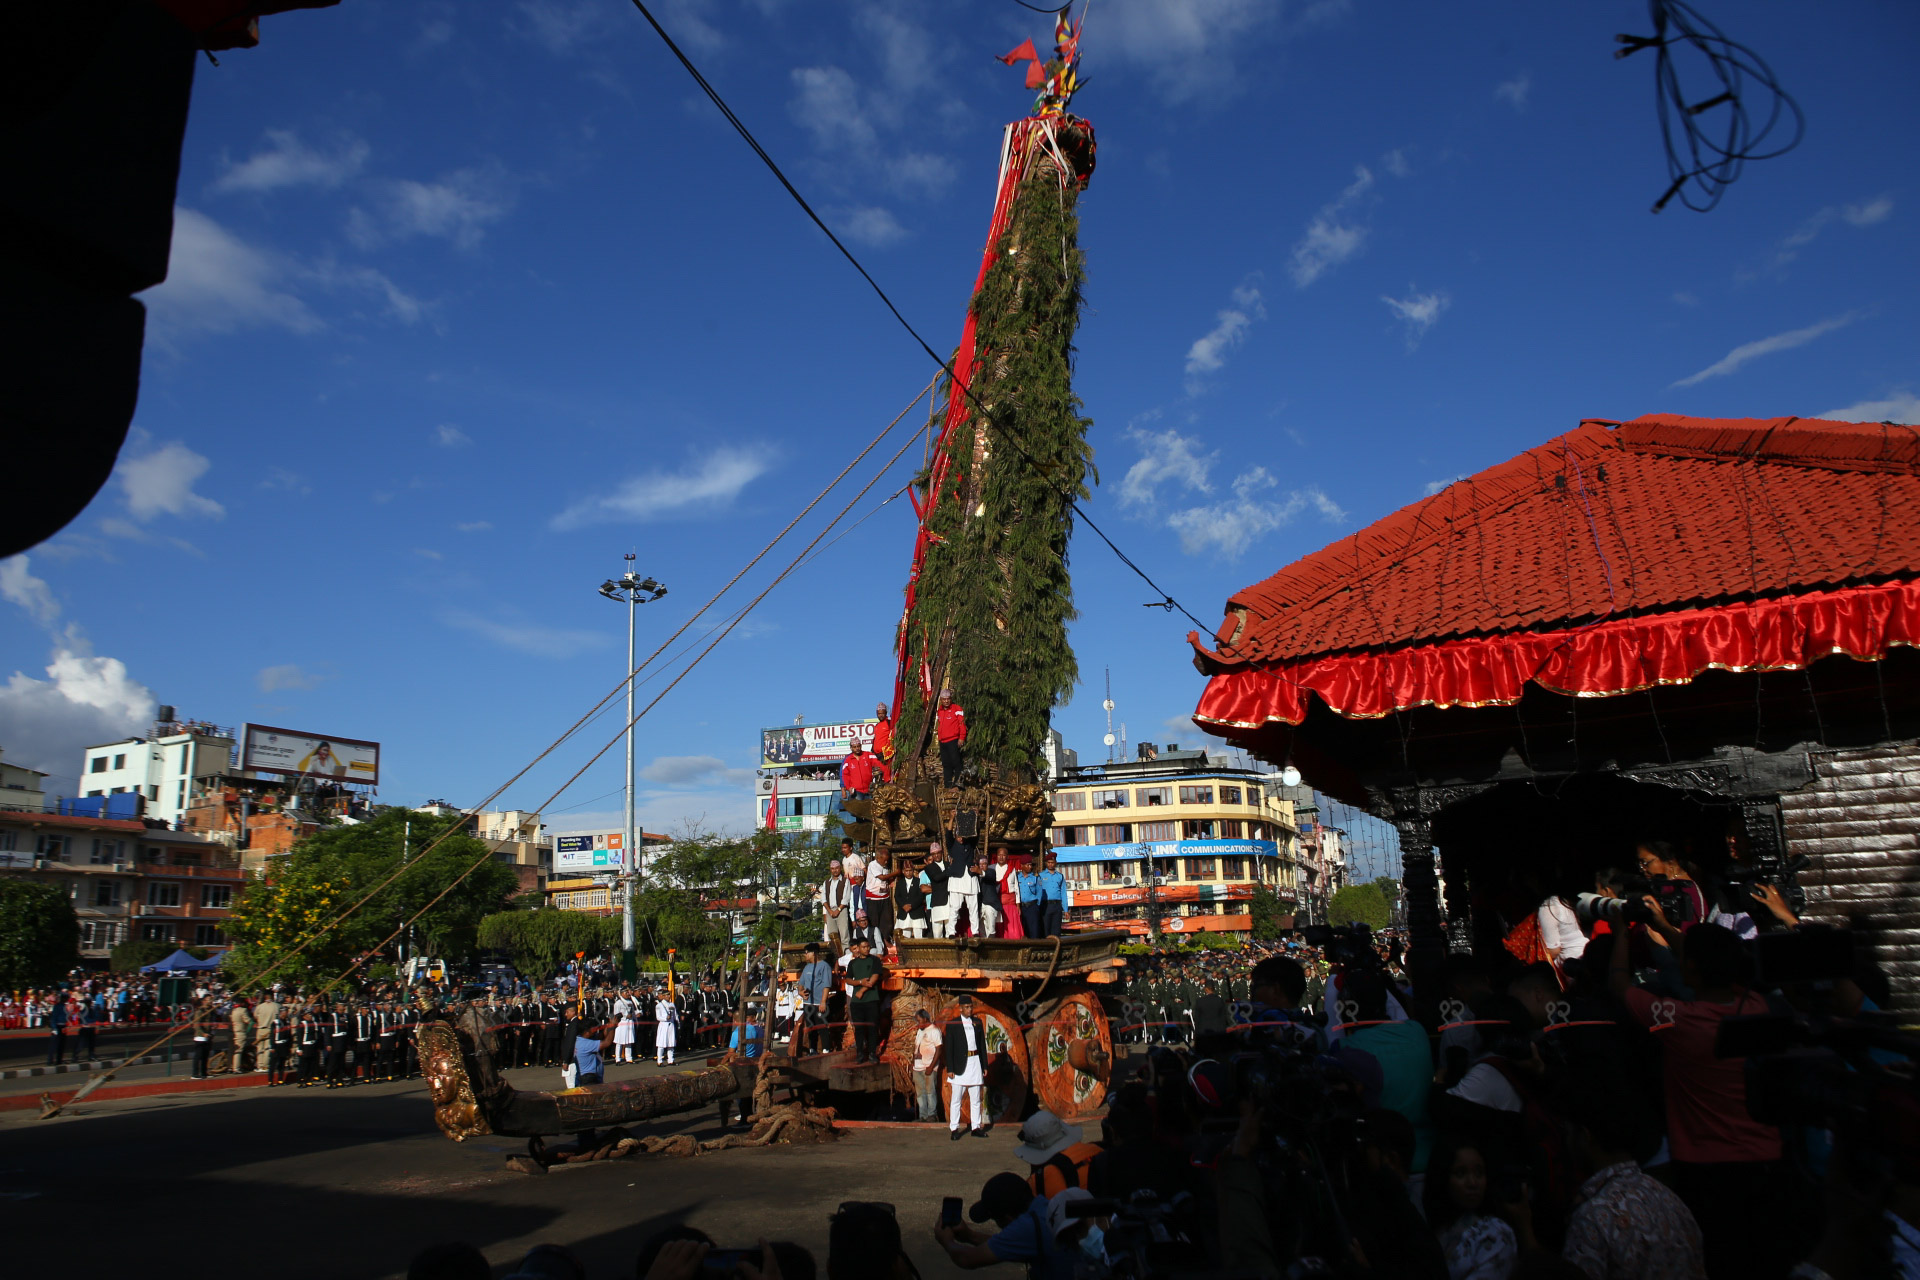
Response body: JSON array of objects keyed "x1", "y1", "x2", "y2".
[
  {"x1": 1616, "y1": 0, "x2": 1804, "y2": 213},
  {"x1": 625, "y1": 0, "x2": 1211, "y2": 633}
]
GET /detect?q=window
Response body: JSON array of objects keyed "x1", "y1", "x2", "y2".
[
  {"x1": 1060, "y1": 862, "x2": 1091, "y2": 886},
  {"x1": 1218, "y1": 820, "x2": 1245, "y2": 839},
  {"x1": 81, "y1": 920, "x2": 124, "y2": 948},
  {"x1": 193, "y1": 925, "x2": 224, "y2": 946},
  {"x1": 1051, "y1": 826, "x2": 1084, "y2": 846},
  {"x1": 1053, "y1": 791, "x2": 1086, "y2": 812},
  {"x1": 0, "y1": 831, "x2": 14, "y2": 851},
  {"x1": 1098, "y1": 861, "x2": 1129, "y2": 884},
  {"x1": 1135, "y1": 786, "x2": 1172, "y2": 807},
  {"x1": 90, "y1": 757, "x2": 109, "y2": 774},
  {"x1": 113, "y1": 754, "x2": 127, "y2": 769},
  {"x1": 36, "y1": 834, "x2": 70, "y2": 861},
  {"x1": 171, "y1": 850, "x2": 200, "y2": 867},
  {"x1": 146, "y1": 786, "x2": 159, "y2": 802},
  {"x1": 201, "y1": 885, "x2": 233, "y2": 909},
  {"x1": 90, "y1": 839, "x2": 122, "y2": 865},
  {"x1": 1185, "y1": 857, "x2": 1217, "y2": 880},
  {"x1": 1136, "y1": 820, "x2": 1176, "y2": 841},
  {"x1": 146, "y1": 882, "x2": 181, "y2": 907},
  {"x1": 1219, "y1": 786, "x2": 1243, "y2": 805},
  {"x1": 93, "y1": 880, "x2": 121, "y2": 907},
  {"x1": 88, "y1": 790, "x2": 104, "y2": 798},
  {"x1": 141, "y1": 923, "x2": 171, "y2": 941},
  {"x1": 140, "y1": 845, "x2": 165, "y2": 863},
  {"x1": 1091, "y1": 789, "x2": 1129, "y2": 810},
  {"x1": 1152, "y1": 858, "x2": 1179, "y2": 882},
  {"x1": 1092, "y1": 824, "x2": 1129, "y2": 845},
  {"x1": 1178, "y1": 785, "x2": 1215, "y2": 804},
  {"x1": 552, "y1": 892, "x2": 572, "y2": 909},
  {"x1": 1182, "y1": 819, "x2": 1217, "y2": 839},
  {"x1": 1219, "y1": 856, "x2": 1248, "y2": 880}
]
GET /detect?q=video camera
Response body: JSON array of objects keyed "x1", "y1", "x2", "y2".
[
  {"x1": 1061, "y1": 1190, "x2": 1195, "y2": 1279},
  {"x1": 1574, "y1": 874, "x2": 1697, "y2": 930}
]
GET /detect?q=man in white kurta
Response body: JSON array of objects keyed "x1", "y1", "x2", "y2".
[
  {"x1": 943, "y1": 995, "x2": 988, "y2": 1137},
  {"x1": 947, "y1": 857, "x2": 983, "y2": 938},
  {"x1": 654, "y1": 993, "x2": 678, "y2": 1065}
]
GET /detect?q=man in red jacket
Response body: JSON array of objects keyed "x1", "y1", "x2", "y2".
[
  {"x1": 870, "y1": 702, "x2": 894, "y2": 782},
  {"x1": 937, "y1": 688, "x2": 967, "y2": 785},
  {"x1": 840, "y1": 740, "x2": 881, "y2": 802}
]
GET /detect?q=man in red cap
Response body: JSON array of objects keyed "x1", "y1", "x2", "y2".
[{"x1": 937, "y1": 688, "x2": 967, "y2": 785}]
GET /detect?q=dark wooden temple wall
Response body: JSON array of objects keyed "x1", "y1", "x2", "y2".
[{"x1": 1781, "y1": 740, "x2": 1920, "y2": 1013}]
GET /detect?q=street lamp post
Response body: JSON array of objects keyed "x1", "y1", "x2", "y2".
[{"x1": 598, "y1": 555, "x2": 667, "y2": 981}]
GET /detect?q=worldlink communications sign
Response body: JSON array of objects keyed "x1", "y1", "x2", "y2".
[
  {"x1": 759, "y1": 719, "x2": 878, "y2": 768},
  {"x1": 1050, "y1": 838, "x2": 1280, "y2": 864},
  {"x1": 553, "y1": 830, "x2": 625, "y2": 874},
  {"x1": 242, "y1": 724, "x2": 380, "y2": 786}
]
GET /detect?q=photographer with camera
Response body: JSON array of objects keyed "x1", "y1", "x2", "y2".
[{"x1": 936, "y1": 1171, "x2": 1076, "y2": 1279}]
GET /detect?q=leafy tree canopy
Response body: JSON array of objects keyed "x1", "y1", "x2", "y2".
[
  {"x1": 1248, "y1": 885, "x2": 1290, "y2": 941},
  {"x1": 0, "y1": 880, "x2": 79, "y2": 987},
  {"x1": 223, "y1": 808, "x2": 518, "y2": 988},
  {"x1": 1327, "y1": 883, "x2": 1391, "y2": 933}
]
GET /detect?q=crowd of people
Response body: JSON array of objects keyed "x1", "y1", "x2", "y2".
[{"x1": 814, "y1": 837, "x2": 1071, "y2": 954}]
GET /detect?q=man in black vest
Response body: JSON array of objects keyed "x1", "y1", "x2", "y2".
[{"x1": 942, "y1": 993, "x2": 990, "y2": 1140}]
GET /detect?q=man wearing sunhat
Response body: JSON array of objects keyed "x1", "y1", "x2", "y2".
[{"x1": 1014, "y1": 1109, "x2": 1103, "y2": 1198}]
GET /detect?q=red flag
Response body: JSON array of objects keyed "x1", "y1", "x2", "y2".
[
  {"x1": 1026, "y1": 60, "x2": 1047, "y2": 90},
  {"x1": 998, "y1": 39, "x2": 1037, "y2": 66},
  {"x1": 763, "y1": 775, "x2": 779, "y2": 831}
]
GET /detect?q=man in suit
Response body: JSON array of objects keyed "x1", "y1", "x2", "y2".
[{"x1": 943, "y1": 993, "x2": 990, "y2": 1140}]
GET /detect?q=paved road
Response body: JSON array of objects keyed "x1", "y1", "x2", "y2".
[{"x1": 0, "y1": 1061, "x2": 1017, "y2": 1280}]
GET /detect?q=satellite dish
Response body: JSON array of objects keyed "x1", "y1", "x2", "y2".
[
  {"x1": 1103, "y1": 733, "x2": 1115, "y2": 746},
  {"x1": 1280, "y1": 766, "x2": 1302, "y2": 787},
  {"x1": 1102, "y1": 699, "x2": 1114, "y2": 711}
]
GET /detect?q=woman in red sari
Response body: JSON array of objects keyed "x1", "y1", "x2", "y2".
[{"x1": 991, "y1": 847, "x2": 1026, "y2": 939}]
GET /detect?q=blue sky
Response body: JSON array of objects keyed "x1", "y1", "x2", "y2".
[{"x1": 3, "y1": 0, "x2": 1915, "y2": 835}]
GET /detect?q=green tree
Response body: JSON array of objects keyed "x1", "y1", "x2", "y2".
[
  {"x1": 223, "y1": 808, "x2": 519, "y2": 987},
  {"x1": 1327, "y1": 883, "x2": 1390, "y2": 932},
  {"x1": 110, "y1": 938, "x2": 177, "y2": 972},
  {"x1": 477, "y1": 910, "x2": 622, "y2": 978},
  {"x1": 1370, "y1": 877, "x2": 1401, "y2": 907},
  {"x1": 1248, "y1": 886, "x2": 1289, "y2": 941},
  {"x1": 0, "y1": 880, "x2": 80, "y2": 987}
]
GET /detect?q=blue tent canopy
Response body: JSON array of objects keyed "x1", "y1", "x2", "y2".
[{"x1": 140, "y1": 948, "x2": 224, "y2": 973}]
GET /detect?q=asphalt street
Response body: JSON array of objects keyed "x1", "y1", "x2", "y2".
[{"x1": 0, "y1": 1058, "x2": 1021, "y2": 1280}]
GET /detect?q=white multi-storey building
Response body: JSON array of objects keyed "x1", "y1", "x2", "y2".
[{"x1": 79, "y1": 711, "x2": 236, "y2": 829}]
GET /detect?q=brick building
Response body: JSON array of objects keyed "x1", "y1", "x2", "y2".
[
  {"x1": 0, "y1": 810, "x2": 241, "y2": 964},
  {"x1": 1188, "y1": 413, "x2": 1920, "y2": 1005}
]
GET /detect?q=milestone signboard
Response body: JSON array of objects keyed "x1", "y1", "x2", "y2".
[{"x1": 759, "y1": 719, "x2": 877, "y2": 768}]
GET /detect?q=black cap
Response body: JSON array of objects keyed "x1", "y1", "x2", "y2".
[{"x1": 969, "y1": 1172, "x2": 1032, "y2": 1223}]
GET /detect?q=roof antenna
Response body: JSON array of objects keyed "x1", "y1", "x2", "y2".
[{"x1": 1102, "y1": 667, "x2": 1116, "y2": 763}]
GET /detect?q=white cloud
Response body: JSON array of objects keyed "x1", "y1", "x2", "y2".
[
  {"x1": 1382, "y1": 289, "x2": 1451, "y2": 347},
  {"x1": 640, "y1": 755, "x2": 757, "y2": 788},
  {"x1": 414, "y1": 548, "x2": 444, "y2": 561},
  {"x1": 1290, "y1": 166, "x2": 1375, "y2": 288},
  {"x1": 839, "y1": 206, "x2": 908, "y2": 248},
  {"x1": 434, "y1": 424, "x2": 472, "y2": 448},
  {"x1": 0, "y1": 642, "x2": 157, "y2": 796},
  {"x1": 1166, "y1": 471, "x2": 1346, "y2": 557},
  {"x1": 1120, "y1": 428, "x2": 1344, "y2": 556},
  {"x1": 441, "y1": 610, "x2": 608, "y2": 658},
  {"x1": 1381, "y1": 148, "x2": 1410, "y2": 179},
  {"x1": 116, "y1": 441, "x2": 225, "y2": 522},
  {"x1": 1843, "y1": 195, "x2": 1894, "y2": 227},
  {"x1": 257, "y1": 663, "x2": 328, "y2": 692},
  {"x1": 1, "y1": 556, "x2": 60, "y2": 627},
  {"x1": 1672, "y1": 291, "x2": 1700, "y2": 306},
  {"x1": 1671, "y1": 313, "x2": 1857, "y2": 388},
  {"x1": 552, "y1": 446, "x2": 770, "y2": 530},
  {"x1": 261, "y1": 467, "x2": 310, "y2": 493},
  {"x1": 213, "y1": 130, "x2": 368, "y2": 194},
  {"x1": 516, "y1": 0, "x2": 610, "y2": 54},
  {"x1": 142, "y1": 208, "x2": 321, "y2": 339},
  {"x1": 1425, "y1": 475, "x2": 1468, "y2": 496},
  {"x1": 1185, "y1": 282, "x2": 1266, "y2": 385},
  {"x1": 790, "y1": 66, "x2": 877, "y2": 152},
  {"x1": 455, "y1": 520, "x2": 493, "y2": 533},
  {"x1": 1494, "y1": 73, "x2": 1531, "y2": 111},
  {"x1": 348, "y1": 166, "x2": 511, "y2": 251},
  {"x1": 1817, "y1": 391, "x2": 1920, "y2": 425},
  {"x1": 1099, "y1": 0, "x2": 1325, "y2": 104}
]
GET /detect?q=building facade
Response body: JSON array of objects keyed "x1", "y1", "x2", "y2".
[
  {"x1": 79, "y1": 714, "x2": 238, "y2": 829},
  {"x1": 0, "y1": 746, "x2": 48, "y2": 813},
  {"x1": 0, "y1": 810, "x2": 240, "y2": 963},
  {"x1": 1048, "y1": 748, "x2": 1300, "y2": 937}
]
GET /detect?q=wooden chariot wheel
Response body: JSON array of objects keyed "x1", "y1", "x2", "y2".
[{"x1": 1023, "y1": 987, "x2": 1112, "y2": 1119}]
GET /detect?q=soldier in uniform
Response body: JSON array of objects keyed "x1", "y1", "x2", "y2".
[
  {"x1": 296, "y1": 1002, "x2": 324, "y2": 1087},
  {"x1": 266, "y1": 1005, "x2": 295, "y2": 1086},
  {"x1": 324, "y1": 999, "x2": 351, "y2": 1087},
  {"x1": 352, "y1": 1001, "x2": 377, "y2": 1082},
  {"x1": 253, "y1": 991, "x2": 280, "y2": 1074},
  {"x1": 541, "y1": 995, "x2": 563, "y2": 1067}
]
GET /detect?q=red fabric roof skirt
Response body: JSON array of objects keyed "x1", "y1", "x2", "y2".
[{"x1": 1195, "y1": 578, "x2": 1920, "y2": 730}]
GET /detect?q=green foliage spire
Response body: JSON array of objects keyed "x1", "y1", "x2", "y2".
[{"x1": 897, "y1": 151, "x2": 1096, "y2": 777}]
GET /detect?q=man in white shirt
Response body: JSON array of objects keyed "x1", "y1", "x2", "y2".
[
  {"x1": 911, "y1": 1007, "x2": 943, "y2": 1122},
  {"x1": 943, "y1": 994, "x2": 990, "y2": 1140},
  {"x1": 948, "y1": 857, "x2": 983, "y2": 939},
  {"x1": 820, "y1": 860, "x2": 853, "y2": 953}
]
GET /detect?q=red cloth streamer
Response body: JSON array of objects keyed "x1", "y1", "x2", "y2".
[
  {"x1": 1194, "y1": 578, "x2": 1920, "y2": 729},
  {"x1": 999, "y1": 39, "x2": 1038, "y2": 66}
]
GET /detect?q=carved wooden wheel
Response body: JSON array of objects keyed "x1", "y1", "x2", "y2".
[
  {"x1": 1023, "y1": 988, "x2": 1111, "y2": 1119},
  {"x1": 939, "y1": 994, "x2": 1030, "y2": 1125}
]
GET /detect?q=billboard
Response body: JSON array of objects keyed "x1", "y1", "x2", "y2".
[
  {"x1": 553, "y1": 830, "x2": 625, "y2": 873},
  {"x1": 242, "y1": 724, "x2": 380, "y2": 785},
  {"x1": 760, "y1": 719, "x2": 877, "y2": 768}
]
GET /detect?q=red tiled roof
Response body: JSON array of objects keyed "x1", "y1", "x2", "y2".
[
  {"x1": 0, "y1": 812, "x2": 147, "y2": 833},
  {"x1": 1193, "y1": 415, "x2": 1920, "y2": 668}
]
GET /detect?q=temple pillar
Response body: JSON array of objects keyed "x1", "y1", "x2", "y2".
[{"x1": 1393, "y1": 810, "x2": 1444, "y2": 999}]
